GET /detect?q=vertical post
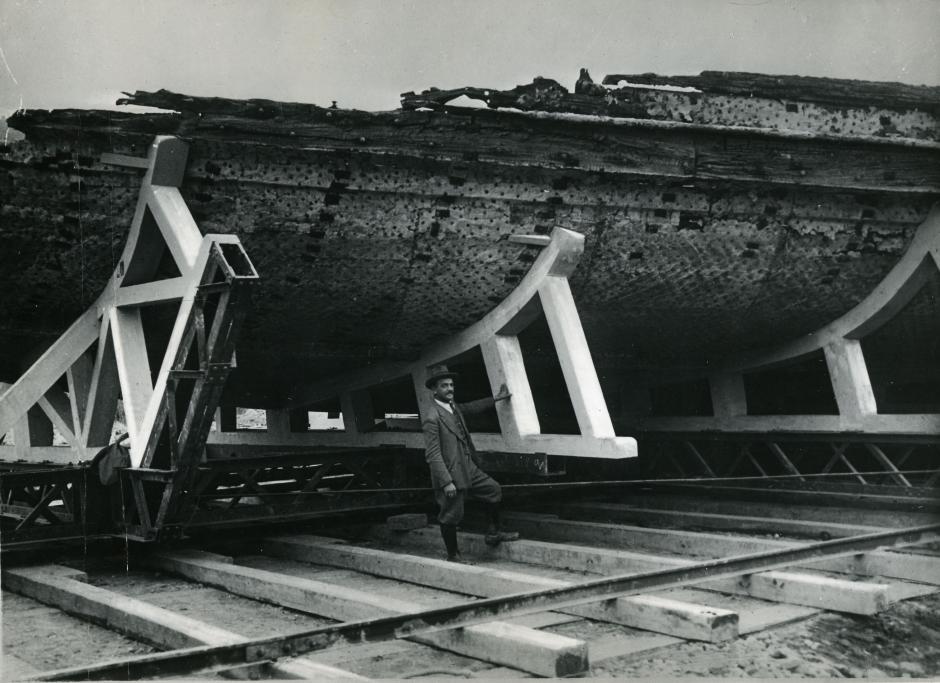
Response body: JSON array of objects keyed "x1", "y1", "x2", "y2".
[
  {"x1": 215, "y1": 404, "x2": 237, "y2": 432},
  {"x1": 109, "y1": 308, "x2": 153, "y2": 451},
  {"x1": 412, "y1": 370, "x2": 437, "y2": 422},
  {"x1": 481, "y1": 335, "x2": 540, "y2": 439},
  {"x1": 340, "y1": 389, "x2": 375, "y2": 434},
  {"x1": 538, "y1": 277, "x2": 615, "y2": 438},
  {"x1": 265, "y1": 409, "x2": 292, "y2": 437},
  {"x1": 66, "y1": 355, "x2": 93, "y2": 438},
  {"x1": 824, "y1": 339, "x2": 878, "y2": 421},
  {"x1": 13, "y1": 407, "x2": 54, "y2": 458},
  {"x1": 82, "y1": 318, "x2": 121, "y2": 448},
  {"x1": 710, "y1": 373, "x2": 748, "y2": 417},
  {"x1": 288, "y1": 409, "x2": 310, "y2": 433}
]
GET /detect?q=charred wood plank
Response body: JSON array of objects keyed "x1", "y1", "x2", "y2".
[{"x1": 602, "y1": 71, "x2": 940, "y2": 113}]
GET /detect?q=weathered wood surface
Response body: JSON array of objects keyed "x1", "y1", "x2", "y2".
[
  {"x1": 2, "y1": 564, "x2": 365, "y2": 680},
  {"x1": 3, "y1": 77, "x2": 938, "y2": 409},
  {"x1": 264, "y1": 534, "x2": 740, "y2": 642},
  {"x1": 602, "y1": 71, "x2": 940, "y2": 113},
  {"x1": 147, "y1": 549, "x2": 590, "y2": 677}
]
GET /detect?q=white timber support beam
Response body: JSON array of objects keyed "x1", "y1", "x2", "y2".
[
  {"x1": 66, "y1": 354, "x2": 93, "y2": 439},
  {"x1": 0, "y1": 135, "x2": 253, "y2": 472},
  {"x1": 264, "y1": 409, "x2": 292, "y2": 437},
  {"x1": 115, "y1": 278, "x2": 188, "y2": 307},
  {"x1": 641, "y1": 204, "x2": 940, "y2": 434},
  {"x1": 824, "y1": 339, "x2": 878, "y2": 421},
  {"x1": 37, "y1": 389, "x2": 76, "y2": 446},
  {"x1": 709, "y1": 373, "x2": 747, "y2": 417},
  {"x1": 109, "y1": 308, "x2": 153, "y2": 451},
  {"x1": 283, "y1": 227, "x2": 635, "y2": 459},
  {"x1": 340, "y1": 389, "x2": 375, "y2": 434},
  {"x1": 481, "y1": 334, "x2": 540, "y2": 440},
  {"x1": 538, "y1": 276, "x2": 615, "y2": 438},
  {"x1": 412, "y1": 369, "x2": 437, "y2": 422},
  {"x1": 146, "y1": 186, "x2": 202, "y2": 272},
  {"x1": 0, "y1": 307, "x2": 101, "y2": 440},
  {"x1": 81, "y1": 317, "x2": 120, "y2": 448}
]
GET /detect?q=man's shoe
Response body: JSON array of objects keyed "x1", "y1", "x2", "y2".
[
  {"x1": 446, "y1": 553, "x2": 468, "y2": 563},
  {"x1": 484, "y1": 530, "x2": 520, "y2": 547}
]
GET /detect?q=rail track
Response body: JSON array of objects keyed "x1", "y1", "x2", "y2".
[{"x1": 2, "y1": 479, "x2": 939, "y2": 680}]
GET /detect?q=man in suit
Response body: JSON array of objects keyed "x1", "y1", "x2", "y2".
[{"x1": 423, "y1": 363, "x2": 519, "y2": 562}]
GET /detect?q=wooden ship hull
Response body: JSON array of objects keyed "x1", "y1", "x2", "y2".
[{"x1": 1, "y1": 70, "x2": 938, "y2": 541}]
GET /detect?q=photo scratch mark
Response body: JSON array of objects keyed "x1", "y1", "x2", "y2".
[{"x1": 0, "y1": 42, "x2": 19, "y2": 86}]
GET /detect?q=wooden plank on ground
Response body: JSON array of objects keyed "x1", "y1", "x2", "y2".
[
  {"x1": 599, "y1": 492, "x2": 935, "y2": 527},
  {"x1": 147, "y1": 550, "x2": 588, "y2": 677},
  {"x1": 505, "y1": 511, "x2": 940, "y2": 584},
  {"x1": 263, "y1": 534, "x2": 738, "y2": 643},
  {"x1": 374, "y1": 525, "x2": 894, "y2": 615},
  {"x1": 1, "y1": 565, "x2": 365, "y2": 680},
  {"x1": 564, "y1": 501, "x2": 885, "y2": 538},
  {"x1": 505, "y1": 510, "x2": 795, "y2": 557}
]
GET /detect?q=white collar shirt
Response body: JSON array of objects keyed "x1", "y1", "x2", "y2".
[{"x1": 434, "y1": 398, "x2": 453, "y2": 414}]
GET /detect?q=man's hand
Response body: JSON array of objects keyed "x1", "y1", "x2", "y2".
[
  {"x1": 494, "y1": 383, "x2": 512, "y2": 402},
  {"x1": 443, "y1": 482, "x2": 457, "y2": 498}
]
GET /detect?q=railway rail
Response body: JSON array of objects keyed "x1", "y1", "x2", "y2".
[{"x1": 3, "y1": 479, "x2": 938, "y2": 680}]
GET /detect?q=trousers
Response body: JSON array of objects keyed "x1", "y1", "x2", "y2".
[{"x1": 433, "y1": 467, "x2": 501, "y2": 525}]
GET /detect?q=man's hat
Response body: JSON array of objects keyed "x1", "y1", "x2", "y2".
[{"x1": 425, "y1": 363, "x2": 459, "y2": 389}]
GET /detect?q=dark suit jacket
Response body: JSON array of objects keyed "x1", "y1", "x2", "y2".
[{"x1": 423, "y1": 397, "x2": 495, "y2": 490}]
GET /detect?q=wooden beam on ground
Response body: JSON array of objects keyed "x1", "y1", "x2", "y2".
[
  {"x1": 26, "y1": 522, "x2": 940, "y2": 682},
  {"x1": 590, "y1": 490, "x2": 935, "y2": 528},
  {"x1": 376, "y1": 524, "x2": 896, "y2": 615},
  {"x1": 147, "y1": 550, "x2": 589, "y2": 677},
  {"x1": 563, "y1": 501, "x2": 885, "y2": 539},
  {"x1": 262, "y1": 534, "x2": 738, "y2": 643},
  {"x1": 507, "y1": 510, "x2": 791, "y2": 557},
  {"x1": 555, "y1": 504, "x2": 940, "y2": 586},
  {"x1": 1, "y1": 564, "x2": 363, "y2": 680},
  {"x1": 508, "y1": 510, "x2": 940, "y2": 587}
]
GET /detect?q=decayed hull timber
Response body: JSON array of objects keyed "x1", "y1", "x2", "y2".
[{"x1": 2, "y1": 71, "x2": 939, "y2": 417}]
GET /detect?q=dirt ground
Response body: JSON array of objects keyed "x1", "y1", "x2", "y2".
[
  {"x1": 593, "y1": 591, "x2": 940, "y2": 679},
  {"x1": 3, "y1": 566, "x2": 938, "y2": 680},
  {"x1": 0, "y1": 590, "x2": 156, "y2": 679}
]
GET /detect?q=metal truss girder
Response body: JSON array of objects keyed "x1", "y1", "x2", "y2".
[{"x1": 642, "y1": 434, "x2": 940, "y2": 489}]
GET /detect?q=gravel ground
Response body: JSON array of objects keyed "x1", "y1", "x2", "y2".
[
  {"x1": 594, "y1": 591, "x2": 940, "y2": 679},
  {"x1": 0, "y1": 590, "x2": 156, "y2": 677}
]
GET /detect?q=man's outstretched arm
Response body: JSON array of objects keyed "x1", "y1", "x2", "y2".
[{"x1": 458, "y1": 383, "x2": 512, "y2": 415}]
